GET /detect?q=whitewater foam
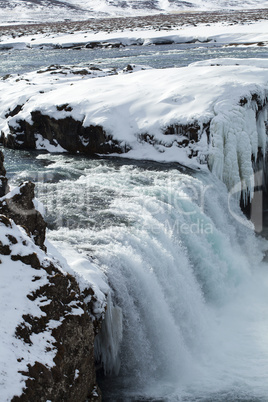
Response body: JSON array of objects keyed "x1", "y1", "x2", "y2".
[{"x1": 5, "y1": 150, "x2": 268, "y2": 401}]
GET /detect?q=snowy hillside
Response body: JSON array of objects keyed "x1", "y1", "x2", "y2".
[{"x1": 0, "y1": 0, "x2": 268, "y2": 25}]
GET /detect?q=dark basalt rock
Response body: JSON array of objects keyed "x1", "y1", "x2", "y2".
[
  {"x1": 5, "y1": 111, "x2": 125, "y2": 155},
  {"x1": 11, "y1": 252, "x2": 41, "y2": 268},
  {"x1": 12, "y1": 264, "x2": 101, "y2": 402},
  {"x1": 0, "y1": 180, "x2": 46, "y2": 249},
  {"x1": 5, "y1": 104, "x2": 23, "y2": 118},
  {"x1": 164, "y1": 121, "x2": 204, "y2": 142},
  {"x1": 0, "y1": 150, "x2": 10, "y2": 197}
]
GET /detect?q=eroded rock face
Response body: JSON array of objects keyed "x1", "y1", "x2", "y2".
[
  {"x1": 13, "y1": 265, "x2": 100, "y2": 402},
  {"x1": 0, "y1": 151, "x2": 46, "y2": 249},
  {"x1": 4, "y1": 111, "x2": 125, "y2": 155},
  {"x1": 0, "y1": 180, "x2": 46, "y2": 249},
  {"x1": 0, "y1": 150, "x2": 9, "y2": 197}
]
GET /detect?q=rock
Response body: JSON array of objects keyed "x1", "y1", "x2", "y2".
[
  {"x1": 12, "y1": 267, "x2": 101, "y2": 402},
  {"x1": 0, "y1": 150, "x2": 10, "y2": 197},
  {"x1": 0, "y1": 180, "x2": 46, "y2": 250},
  {"x1": 5, "y1": 111, "x2": 125, "y2": 155},
  {"x1": 0, "y1": 150, "x2": 46, "y2": 249},
  {"x1": 0, "y1": 215, "x2": 101, "y2": 402},
  {"x1": 164, "y1": 121, "x2": 205, "y2": 142},
  {"x1": 125, "y1": 64, "x2": 133, "y2": 71}
]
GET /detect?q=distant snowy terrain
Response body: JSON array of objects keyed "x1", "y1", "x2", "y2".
[{"x1": 0, "y1": 0, "x2": 268, "y2": 25}]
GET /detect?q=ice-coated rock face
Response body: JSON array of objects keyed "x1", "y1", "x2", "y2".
[{"x1": 0, "y1": 150, "x2": 102, "y2": 401}]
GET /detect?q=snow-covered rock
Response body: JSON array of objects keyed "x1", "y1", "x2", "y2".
[
  {"x1": 1, "y1": 19, "x2": 267, "y2": 51},
  {"x1": 1, "y1": 60, "x2": 268, "y2": 199},
  {"x1": 0, "y1": 181, "x2": 47, "y2": 249}
]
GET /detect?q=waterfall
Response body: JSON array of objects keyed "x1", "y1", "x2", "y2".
[
  {"x1": 5, "y1": 150, "x2": 268, "y2": 400},
  {"x1": 87, "y1": 167, "x2": 268, "y2": 400}
]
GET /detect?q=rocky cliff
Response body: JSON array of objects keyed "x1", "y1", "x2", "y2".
[{"x1": 0, "y1": 150, "x2": 101, "y2": 401}]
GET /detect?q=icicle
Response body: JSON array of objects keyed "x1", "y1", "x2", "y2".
[
  {"x1": 94, "y1": 292, "x2": 123, "y2": 375},
  {"x1": 209, "y1": 98, "x2": 268, "y2": 202}
]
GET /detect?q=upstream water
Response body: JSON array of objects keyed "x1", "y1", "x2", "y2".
[
  {"x1": 2, "y1": 41, "x2": 268, "y2": 401},
  {"x1": 1, "y1": 43, "x2": 268, "y2": 75}
]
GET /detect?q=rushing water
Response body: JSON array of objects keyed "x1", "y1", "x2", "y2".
[
  {"x1": 3, "y1": 148, "x2": 268, "y2": 401},
  {"x1": 1, "y1": 43, "x2": 268, "y2": 75},
  {"x1": 2, "y1": 41, "x2": 268, "y2": 401}
]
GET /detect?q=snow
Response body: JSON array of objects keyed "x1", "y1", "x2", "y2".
[
  {"x1": 46, "y1": 241, "x2": 109, "y2": 320},
  {"x1": 35, "y1": 134, "x2": 67, "y2": 153},
  {"x1": 0, "y1": 218, "x2": 57, "y2": 400},
  {"x1": 0, "y1": 205, "x2": 107, "y2": 399},
  {"x1": 1, "y1": 186, "x2": 21, "y2": 200},
  {"x1": 1, "y1": 20, "x2": 267, "y2": 50},
  {"x1": 0, "y1": 0, "x2": 268, "y2": 25}
]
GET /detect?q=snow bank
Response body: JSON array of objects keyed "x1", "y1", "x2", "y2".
[{"x1": 1, "y1": 20, "x2": 267, "y2": 50}]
